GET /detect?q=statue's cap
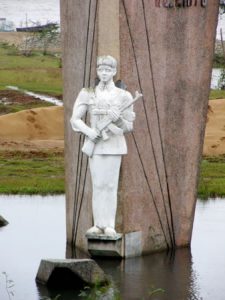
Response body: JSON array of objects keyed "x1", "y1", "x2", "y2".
[{"x1": 97, "y1": 55, "x2": 117, "y2": 69}]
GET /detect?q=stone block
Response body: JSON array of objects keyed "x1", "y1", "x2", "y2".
[
  {"x1": 86, "y1": 233, "x2": 124, "y2": 257},
  {"x1": 0, "y1": 215, "x2": 8, "y2": 227},
  {"x1": 124, "y1": 231, "x2": 142, "y2": 258},
  {"x1": 36, "y1": 259, "x2": 106, "y2": 286}
]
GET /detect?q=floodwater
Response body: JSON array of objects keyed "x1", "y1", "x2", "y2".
[
  {"x1": 0, "y1": 196, "x2": 225, "y2": 300},
  {"x1": 6, "y1": 86, "x2": 63, "y2": 106}
]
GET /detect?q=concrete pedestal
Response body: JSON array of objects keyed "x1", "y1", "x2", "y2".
[
  {"x1": 86, "y1": 234, "x2": 124, "y2": 258},
  {"x1": 60, "y1": 1, "x2": 219, "y2": 256},
  {"x1": 86, "y1": 231, "x2": 142, "y2": 258}
]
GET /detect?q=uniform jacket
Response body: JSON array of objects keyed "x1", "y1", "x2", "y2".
[{"x1": 70, "y1": 81, "x2": 135, "y2": 155}]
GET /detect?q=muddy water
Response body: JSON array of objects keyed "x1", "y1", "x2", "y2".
[
  {"x1": 0, "y1": 196, "x2": 225, "y2": 300},
  {"x1": 6, "y1": 86, "x2": 63, "y2": 106}
]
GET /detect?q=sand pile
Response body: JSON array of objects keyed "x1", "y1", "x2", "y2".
[
  {"x1": 0, "y1": 106, "x2": 64, "y2": 151},
  {"x1": 0, "y1": 99, "x2": 224, "y2": 155},
  {"x1": 203, "y1": 99, "x2": 225, "y2": 156}
]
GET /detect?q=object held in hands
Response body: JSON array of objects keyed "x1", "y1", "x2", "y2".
[{"x1": 82, "y1": 91, "x2": 142, "y2": 157}]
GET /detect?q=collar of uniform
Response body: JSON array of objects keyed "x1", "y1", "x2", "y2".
[{"x1": 97, "y1": 81, "x2": 115, "y2": 91}]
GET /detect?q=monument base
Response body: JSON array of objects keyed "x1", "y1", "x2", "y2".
[{"x1": 86, "y1": 231, "x2": 142, "y2": 258}]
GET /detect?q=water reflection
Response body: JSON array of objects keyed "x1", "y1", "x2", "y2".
[
  {"x1": 93, "y1": 250, "x2": 200, "y2": 300},
  {"x1": 0, "y1": 196, "x2": 225, "y2": 299},
  {"x1": 0, "y1": 195, "x2": 66, "y2": 300}
]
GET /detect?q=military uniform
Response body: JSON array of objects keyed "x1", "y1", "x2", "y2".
[{"x1": 70, "y1": 81, "x2": 135, "y2": 230}]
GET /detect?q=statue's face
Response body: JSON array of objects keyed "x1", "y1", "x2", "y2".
[{"x1": 97, "y1": 65, "x2": 116, "y2": 83}]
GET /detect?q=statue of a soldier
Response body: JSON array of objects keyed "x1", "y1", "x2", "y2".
[{"x1": 70, "y1": 55, "x2": 141, "y2": 237}]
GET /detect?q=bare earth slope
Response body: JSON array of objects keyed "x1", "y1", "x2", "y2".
[
  {"x1": 204, "y1": 99, "x2": 225, "y2": 156},
  {"x1": 0, "y1": 99, "x2": 224, "y2": 155},
  {"x1": 0, "y1": 106, "x2": 64, "y2": 151}
]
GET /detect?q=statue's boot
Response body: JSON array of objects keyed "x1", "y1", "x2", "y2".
[
  {"x1": 104, "y1": 227, "x2": 117, "y2": 237},
  {"x1": 86, "y1": 226, "x2": 102, "y2": 235}
]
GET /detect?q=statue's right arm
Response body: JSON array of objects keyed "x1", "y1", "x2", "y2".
[
  {"x1": 70, "y1": 90, "x2": 100, "y2": 141},
  {"x1": 70, "y1": 90, "x2": 95, "y2": 138}
]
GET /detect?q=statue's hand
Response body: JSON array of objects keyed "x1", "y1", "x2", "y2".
[
  {"x1": 87, "y1": 128, "x2": 101, "y2": 143},
  {"x1": 108, "y1": 107, "x2": 121, "y2": 122},
  {"x1": 134, "y1": 91, "x2": 143, "y2": 100}
]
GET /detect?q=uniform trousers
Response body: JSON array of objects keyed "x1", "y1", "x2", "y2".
[{"x1": 89, "y1": 154, "x2": 122, "y2": 229}]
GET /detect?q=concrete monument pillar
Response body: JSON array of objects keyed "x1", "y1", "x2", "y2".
[{"x1": 60, "y1": 0, "x2": 219, "y2": 256}]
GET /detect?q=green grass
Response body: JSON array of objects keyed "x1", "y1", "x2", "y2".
[
  {"x1": 0, "y1": 150, "x2": 224, "y2": 198},
  {"x1": 0, "y1": 151, "x2": 65, "y2": 195},
  {"x1": 209, "y1": 89, "x2": 225, "y2": 100},
  {"x1": 0, "y1": 43, "x2": 62, "y2": 96},
  {"x1": 198, "y1": 156, "x2": 225, "y2": 199}
]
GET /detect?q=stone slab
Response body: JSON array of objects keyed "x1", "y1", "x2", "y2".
[
  {"x1": 36, "y1": 259, "x2": 106, "y2": 285},
  {"x1": 119, "y1": 0, "x2": 219, "y2": 252},
  {"x1": 87, "y1": 234, "x2": 124, "y2": 257},
  {"x1": 0, "y1": 215, "x2": 8, "y2": 227},
  {"x1": 86, "y1": 233, "x2": 122, "y2": 241},
  {"x1": 124, "y1": 231, "x2": 142, "y2": 258},
  {"x1": 87, "y1": 232, "x2": 142, "y2": 258}
]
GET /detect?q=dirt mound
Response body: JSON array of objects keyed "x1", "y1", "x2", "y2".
[
  {"x1": 0, "y1": 98, "x2": 224, "y2": 155},
  {"x1": 203, "y1": 99, "x2": 225, "y2": 156},
  {"x1": 0, "y1": 106, "x2": 64, "y2": 140},
  {"x1": 0, "y1": 106, "x2": 64, "y2": 151}
]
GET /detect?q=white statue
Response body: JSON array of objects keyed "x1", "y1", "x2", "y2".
[{"x1": 70, "y1": 55, "x2": 142, "y2": 237}]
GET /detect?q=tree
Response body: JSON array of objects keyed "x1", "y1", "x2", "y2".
[
  {"x1": 18, "y1": 21, "x2": 60, "y2": 56},
  {"x1": 35, "y1": 23, "x2": 60, "y2": 55}
]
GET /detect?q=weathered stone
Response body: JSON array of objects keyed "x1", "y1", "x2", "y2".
[
  {"x1": 86, "y1": 233, "x2": 124, "y2": 257},
  {"x1": 0, "y1": 215, "x2": 8, "y2": 227},
  {"x1": 36, "y1": 259, "x2": 107, "y2": 286},
  {"x1": 87, "y1": 232, "x2": 143, "y2": 258},
  {"x1": 124, "y1": 231, "x2": 142, "y2": 258},
  {"x1": 119, "y1": 0, "x2": 219, "y2": 252}
]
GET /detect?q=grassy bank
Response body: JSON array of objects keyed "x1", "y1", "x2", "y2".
[
  {"x1": 0, "y1": 151, "x2": 224, "y2": 198},
  {"x1": 209, "y1": 89, "x2": 225, "y2": 100},
  {"x1": 0, "y1": 151, "x2": 64, "y2": 195},
  {"x1": 0, "y1": 43, "x2": 62, "y2": 96},
  {"x1": 198, "y1": 156, "x2": 225, "y2": 199}
]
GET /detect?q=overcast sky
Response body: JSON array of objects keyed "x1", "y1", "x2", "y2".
[
  {"x1": 0, "y1": 0, "x2": 60, "y2": 27},
  {"x1": 0, "y1": 1, "x2": 224, "y2": 39}
]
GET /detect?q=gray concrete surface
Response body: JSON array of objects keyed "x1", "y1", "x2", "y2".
[{"x1": 36, "y1": 259, "x2": 106, "y2": 285}]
